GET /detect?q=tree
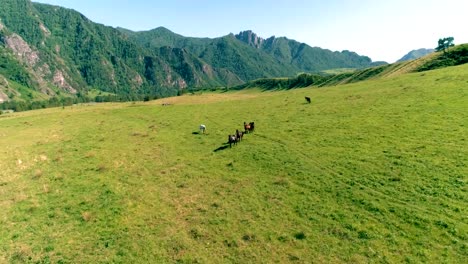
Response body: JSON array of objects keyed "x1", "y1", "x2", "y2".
[{"x1": 436, "y1": 37, "x2": 455, "y2": 54}]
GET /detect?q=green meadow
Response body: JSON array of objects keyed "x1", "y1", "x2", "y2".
[{"x1": 0, "y1": 64, "x2": 467, "y2": 263}]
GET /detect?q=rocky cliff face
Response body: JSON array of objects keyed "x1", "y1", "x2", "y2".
[
  {"x1": 1, "y1": 15, "x2": 78, "y2": 97},
  {"x1": 235, "y1": 30, "x2": 265, "y2": 49},
  {"x1": 5, "y1": 34, "x2": 40, "y2": 67},
  {"x1": 0, "y1": 75, "x2": 10, "y2": 102}
]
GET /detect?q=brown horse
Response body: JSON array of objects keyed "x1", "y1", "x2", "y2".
[
  {"x1": 249, "y1": 122, "x2": 255, "y2": 132},
  {"x1": 244, "y1": 122, "x2": 251, "y2": 133},
  {"x1": 244, "y1": 121, "x2": 255, "y2": 133}
]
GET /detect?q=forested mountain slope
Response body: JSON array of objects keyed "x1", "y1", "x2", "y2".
[{"x1": 0, "y1": 0, "x2": 383, "y2": 104}]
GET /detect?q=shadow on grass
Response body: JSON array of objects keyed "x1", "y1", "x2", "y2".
[
  {"x1": 193, "y1": 131, "x2": 209, "y2": 135},
  {"x1": 214, "y1": 144, "x2": 230, "y2": 152}
]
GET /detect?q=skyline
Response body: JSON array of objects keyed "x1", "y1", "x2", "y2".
[{"x1": 32, "y1": 0, "x2": 468, "y2": 63}]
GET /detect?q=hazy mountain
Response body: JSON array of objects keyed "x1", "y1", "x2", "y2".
[
  {"x1": 397, "y1": 48, "x2": 435, "y2": 62},
  {"x1": 0, "y1": 0, "x2": 384, "y2": 103}
]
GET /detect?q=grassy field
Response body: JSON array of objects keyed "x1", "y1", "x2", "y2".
[{"x1": 0, "y1": 64, "x2": 467, "y2": 263}]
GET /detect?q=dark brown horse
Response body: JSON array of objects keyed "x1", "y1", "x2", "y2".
[{"x1": 236, "y1": 129, "x2": 244, "y2": 142}]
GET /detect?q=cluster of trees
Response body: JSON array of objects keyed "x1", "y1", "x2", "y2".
[
  {"x1": 0, "y1": 92, "x2": 168, "y2": 113},
  {"x1": 0, "y1": 96, "x2": 89, "y2": 112},
  {"x1": 95, "y1": 93, "x2": 162, "y2": 103}
]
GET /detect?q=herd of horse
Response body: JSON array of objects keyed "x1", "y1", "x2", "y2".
[
  {"x1": 228, "y1": 121, "x2": 255, "y2": 147},
  {"x1": 203, "y1": 95, "x2": 311, "y2": 149}
]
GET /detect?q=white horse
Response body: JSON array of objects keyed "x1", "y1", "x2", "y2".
[{"x1": 199, "y1": 124, "x2": 206, "y2": 134}]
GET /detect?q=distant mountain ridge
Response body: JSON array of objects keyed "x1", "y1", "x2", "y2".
[
  {"x1": 397, "y1": 48, "x2": 434, "y2": 62},
  {"x1": 127, "y1": 28, "x2": 385, "y2": 77},
  {"x1": 235, "y1": 30, "x2": 388, "y2": 70},
  {"x1": 0, "y1": 0, "x2": 384, "y2": 103}
]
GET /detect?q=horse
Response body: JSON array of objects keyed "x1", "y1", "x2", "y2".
[
  {"x1": 244, "y1": 122, "x2": 251, "y2": 134},
  {"x1": 249, "y1": 122, "x2": 255, "y2": 132},
  {"x1": 199, "y1": 124, "x2": 206, "y2": 134},
  {"x1": 236, "y1": 129, "x2": 244, "y2": 142},
  {"x1": 305, "y1": 96, "x2": 311, "y2": 103},
  {"x1": 228, "y1": 134, "x2": 237, "y2": 148}
]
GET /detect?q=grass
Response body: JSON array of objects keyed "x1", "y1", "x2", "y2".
[
  {"x1": 0, "y1": 64, "x2": 467, "y2": 263},
  {"x1": 86, "y1": 89, "x2": 116, "y2": 98},
  {"x1": 320, "y1": 68, "x2": 357, "y2": 74}
]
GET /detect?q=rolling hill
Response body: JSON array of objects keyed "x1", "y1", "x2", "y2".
[
  {"x1": 0, "y1": 61, "x2": 466, "y2": 263},
  {"x1": 234, "y1": 44, "x2": 468, "y2": 90}
]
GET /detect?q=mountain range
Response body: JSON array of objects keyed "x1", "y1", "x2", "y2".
[{"x1": 0, "y1": 0, "x2": 388, "y2": 103}]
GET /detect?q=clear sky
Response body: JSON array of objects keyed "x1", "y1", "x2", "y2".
[{"x1": 32, "y1": 0, "x2": 468, "y2": 63}]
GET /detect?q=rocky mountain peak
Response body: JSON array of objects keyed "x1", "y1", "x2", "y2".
[{"x1": 235, "y1": 30, "x2": 265, "y2": 48}]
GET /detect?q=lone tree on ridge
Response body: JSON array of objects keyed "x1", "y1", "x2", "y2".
[{"x1": 436, "y1": 37, "x2": 455, "y2": 54}]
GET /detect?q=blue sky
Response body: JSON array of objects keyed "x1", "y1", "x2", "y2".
[{"x1": 32, "y1": 0, "x2": 468, "y2": 62}]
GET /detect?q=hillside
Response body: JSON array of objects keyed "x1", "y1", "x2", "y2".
[
  {"x1": 0, "y1": 0, "x2": 382, "y2": 104},
  {"x1": 0, "y1": 63, "x2": 466, "y2": 263},
  {"x1": 0, "y1": 0, "x2": 235, "y2": 99},
  {"x1": 236, "y1": 44, "x2": 468, "y2": 90}
]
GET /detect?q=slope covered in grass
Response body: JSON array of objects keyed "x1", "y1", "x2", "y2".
[
  {"x1": 0, "y1": 64, "x2": 467, "y2": 263},
  {"x1": 237, "y1": 44, "x2": 468, "y2": 90}
]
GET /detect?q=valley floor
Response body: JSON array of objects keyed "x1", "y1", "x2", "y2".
[{"x1": 0, "y1": 65, "x2": 467, "y2": 263}]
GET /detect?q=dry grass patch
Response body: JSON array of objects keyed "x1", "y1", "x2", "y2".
[
  {"x1": 9, "y1": 244, "x2": 33, "y2": 263},
  {"x1": 81, "y1": 211, "x2": 93, "y2": 222},
  {"x1": 84, "y1": 151, "x2": 96, "y2": 158},
  {"x1": 131, "y1": 131, "x2": 149, "y2": 137},
  {"x1": 96, "y1": 164, "x2": 107, "y2": 172},
  {"x1": 32, "y1": 169, "x2": 43, "y2": 179},
  {"x1": 150, "y1": 89, "x2": 272, "y2": 106},
  {"x1": 42, "y1": 184, "x2": 50, "y2": 194}
]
